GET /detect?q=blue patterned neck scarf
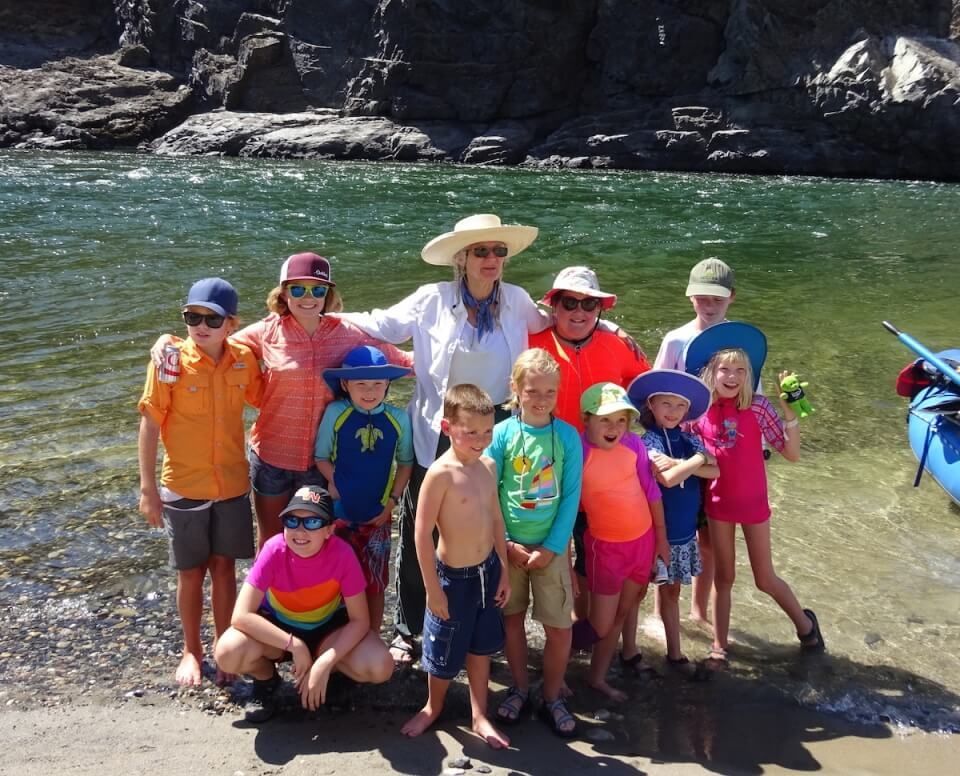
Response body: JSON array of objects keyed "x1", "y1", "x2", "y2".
[{"x1": 460, "y1": 278, "x2": 499, "y2": 341}]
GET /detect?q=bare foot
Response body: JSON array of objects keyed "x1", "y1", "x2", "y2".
[
  {"x1": 214, "y1": 665, "x2": 237, "y2": 687},
  {"x1": 689, "y1": 608, "x2": 711, "y2": 624},
  {"x1": 401, "y1": 704, "x2": 440, "y2": 737},
  {"x1": 559, "y1": 681, "x2": 573, "y2": 699},
  {"x1": 176, "y1": 651, "x2": 203, "y2": 687},
  {"x1": 589, "y1": 679, "x2": 627, "y2": 703},
  {"x1": 472, "y1": 714, "x2": 510, "y2": 749}
]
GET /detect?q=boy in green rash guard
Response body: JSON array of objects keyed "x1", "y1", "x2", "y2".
[{"x1": 484, "y1": 349, "x2": 582, "y2": 738}]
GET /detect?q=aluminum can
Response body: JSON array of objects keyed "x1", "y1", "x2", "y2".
[{"x1": 159, "y1": 344, "x2": 181, "y2": 383}]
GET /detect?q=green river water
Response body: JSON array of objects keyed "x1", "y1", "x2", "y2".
[{"x1": 0, "y1": 150, "x2": 958, "y2": 731}]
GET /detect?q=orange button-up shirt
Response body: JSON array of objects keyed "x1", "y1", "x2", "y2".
[
  {"x1": 232, "y1": 313, "x2": 414, "y2": 472},
  {"x1": 139, "y1": 338, "x2": 263, "y2": 500}
]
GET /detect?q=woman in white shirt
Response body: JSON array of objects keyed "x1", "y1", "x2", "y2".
[{"x1": 341, "y1": 213, "x2": 552, "y2": 662}]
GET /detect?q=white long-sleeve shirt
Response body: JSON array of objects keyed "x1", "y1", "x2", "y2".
[{"x1": 341, "y1": 281, "x2": 551, "y2": 467}]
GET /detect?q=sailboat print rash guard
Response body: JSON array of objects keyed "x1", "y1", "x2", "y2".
[{"x1": 485, "y1": 416, "x2": 583, "y2": 554}]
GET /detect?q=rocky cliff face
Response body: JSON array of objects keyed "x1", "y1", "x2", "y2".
[{"x1": 1, "y1": 0, "x2": 959, "y2": 179}]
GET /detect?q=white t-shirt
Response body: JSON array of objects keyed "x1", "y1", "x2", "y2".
[
  {"x1": 448, "y1": 321, "x2": 512, "y2": 404},
  {"x1": 655, "y1": 317, "x2": 763, "y2": 394},
  {"x1": 654, "y1": 319, "x2": 702, "y2": 370}
]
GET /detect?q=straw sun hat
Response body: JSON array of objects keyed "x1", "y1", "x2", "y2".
[{"x1": 420, "y1": 214, "x2": 539, "y2": 266}]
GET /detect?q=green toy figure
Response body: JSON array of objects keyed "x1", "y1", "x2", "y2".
[{"x1": 779, "y1": 373, "x2": 815, "y2": 418}]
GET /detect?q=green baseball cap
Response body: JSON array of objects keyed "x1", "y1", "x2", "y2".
[
  {"x1": 686, "y1": 257, "x2": 734, "y2": 298},
  {"x1": 580, "y1": 382, "x2": 639, "y2": 417}
]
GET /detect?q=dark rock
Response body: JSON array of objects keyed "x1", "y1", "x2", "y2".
[
  {"x1": 2, "y1": 1, "x2": 960, "y2": 179},
  {"x1": 117, "y1": 43, "x2": 152, "y2": 68}
]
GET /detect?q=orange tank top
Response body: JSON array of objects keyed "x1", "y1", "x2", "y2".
[{"x1": 580, "y1": 443, "x2": 653, "y2": 542}]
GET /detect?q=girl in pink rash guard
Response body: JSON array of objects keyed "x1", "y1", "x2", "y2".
[{"x1": 693, "y1": 347, "x2": 824, "y2": 665}]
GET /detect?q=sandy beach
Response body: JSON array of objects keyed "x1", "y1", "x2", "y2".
[{"x1": 2, "y1": 688, "x2": 957, "y2": 776}]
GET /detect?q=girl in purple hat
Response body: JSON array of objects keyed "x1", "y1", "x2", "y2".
[{"x1": 630, "y1": 369, "x2": 718, "y2": 677}]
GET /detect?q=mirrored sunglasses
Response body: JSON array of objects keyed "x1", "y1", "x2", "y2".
[
  {"x1": 287, "y1": 284, "x2": 329, "y2": 299},
  {"x1": 557, "y1": 295, "x2": 602, "y2": 312},
  {"x1": 182, "y1": 311, "x2": 226, "y2": 328},
  {"x1": 470, "y1": 245, "x2": 509, "y2": 259},
  {"x1": 282, "y1": 514, "x2": 333, "y2": 530}
]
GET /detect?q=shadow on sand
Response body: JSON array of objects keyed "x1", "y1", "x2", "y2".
[{"x1": 227, "y1": 630, "x2": 959, "y2": 775}]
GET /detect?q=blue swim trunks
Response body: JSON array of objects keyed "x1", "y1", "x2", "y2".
[{"x1": 421, "y1": 551, "x2": 504, "y2": 680}]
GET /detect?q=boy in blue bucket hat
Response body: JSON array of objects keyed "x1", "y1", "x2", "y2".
[{"x1": 314, "y1": 345, "x2": 414, "y2": 630}]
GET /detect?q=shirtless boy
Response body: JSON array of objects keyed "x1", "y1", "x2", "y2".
[{"x1": 400, "y1": 384, "x2": 511, "y2": 749}]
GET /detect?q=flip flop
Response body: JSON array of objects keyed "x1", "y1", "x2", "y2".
[
  {"x1": 619, "y1": 651, "x2": 658, "y2": 676},
  {"x1": 495, "y1": 686, "x2": 530, "y2": 725},
  {"x1": 704, "y1": 647, "x2": 728, "y2": 668},
  {"x1": 798, "y1": 608, "x2": 826, "y2": 652},
  {"x1": 389, "y1": 634, "x2": 418, "y2": 665},
  {"x1": 539, "y1": 696, "x2": 578, "y2": 739}
]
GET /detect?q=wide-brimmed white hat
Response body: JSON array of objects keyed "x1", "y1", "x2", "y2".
[
  {"x1": 421, "y1": 214, "x2": 539, "y2": 266},
  {"x1": 540, "y1": 266, "x2": 617, "y2": 310}
]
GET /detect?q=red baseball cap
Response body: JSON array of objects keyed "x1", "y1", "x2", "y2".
[{"x1": 279, "y1": 253, "x2": 335, "y2": 286}]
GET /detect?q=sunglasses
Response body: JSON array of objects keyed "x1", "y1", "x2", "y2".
[
  {"x1": 182, "y1": 311, "x2": 226, "y2": 328},
  {"x1": 287, "y1": 284, "x2": 329, "y2": 299},
  {"x1": 282, "y1": 514, "x2": 333, "y2": 530},
  {"x1": 470, "y1": 245, "x2": 509, "y2": 259},
  {"x1": 557, "y1": 295, "x2": 602, "y2": 312}
]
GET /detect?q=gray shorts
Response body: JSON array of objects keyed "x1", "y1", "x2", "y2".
[{"x1": 162, "y1": 492, "x2": 255, "y2": 570}]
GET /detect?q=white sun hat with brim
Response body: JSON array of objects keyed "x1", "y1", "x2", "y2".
[
  {"x1": 540, "y1": 266, "x2": 617, "y2": 310},
  {"x1": 627, "y1": 369, "x2": 712, "y2": 423},
  {"x1": 420, "y1": 214, "x2": 539, "y2": 266}
]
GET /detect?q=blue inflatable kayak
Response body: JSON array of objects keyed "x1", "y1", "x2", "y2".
[
  {"x1": 908, "y1": 383, "x2": 960, "y2": 506},
  {"x1": 884, "y1": 322, "x2": 960, "y2": 505}
]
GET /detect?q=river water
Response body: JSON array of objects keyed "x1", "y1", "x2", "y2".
[{"x1": 1, "y1": 151, "x2": 958, "y2": 732}]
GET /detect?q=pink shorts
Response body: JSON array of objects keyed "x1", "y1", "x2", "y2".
[{"x1": 584, "y1": 528, "x2": 655, "y2": 596}]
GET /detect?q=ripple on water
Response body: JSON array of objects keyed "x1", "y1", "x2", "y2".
[{"x1": 2, "y1": 151, "x2": 960, "y2": 731}]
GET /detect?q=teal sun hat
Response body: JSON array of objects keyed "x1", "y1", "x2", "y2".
[{"x1": 682, "y1": 321, "x2": 767, "y2": 391}]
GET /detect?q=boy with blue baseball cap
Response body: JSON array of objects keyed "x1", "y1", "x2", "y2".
[{"x1": 138, "y1": 277, "x2": 263, "y2": 687}]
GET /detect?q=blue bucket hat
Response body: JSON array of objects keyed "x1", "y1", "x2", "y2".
[
  {"x1": 682, "y1": 321, "x2": 767, "y2": 390},
  {"x1": 183, "y1": 277, "x2": 238, "y2": 317},
  {"x1": 323, "y1": 345, "x2": 412, "y2": 397},
  {"x1": 627, "y1": 369, "x2": 712, "y2": 422}
]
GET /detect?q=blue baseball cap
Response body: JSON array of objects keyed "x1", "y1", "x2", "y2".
[{"x1": 183, "y1": 277, "x2": 238, "y2": 317}]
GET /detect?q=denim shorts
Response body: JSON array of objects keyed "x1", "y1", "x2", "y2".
[
  {"x1": 421, "y1": 551, "x2": 504, "y2": 680},
  {"x1": 249, "y1": 450, "x2": 327, "y2": 497}
]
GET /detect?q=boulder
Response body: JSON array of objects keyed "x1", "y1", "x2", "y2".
[{"x1": 0, "y1": 53, "x2": 192, "y2": 149}]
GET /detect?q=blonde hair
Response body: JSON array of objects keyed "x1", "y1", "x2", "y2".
[
  {"x1": 266, "y1": 283, "x2": 343, "y2": 316},
  {"x1": 443, "y1": 383, "x2": 495, "y2": 421},
  {"x1": 702, "y1": 348, "x2": 754, "y2": 410},
  {"x1": 504, "y1": 348, "x2": 560, "y2": 411}
]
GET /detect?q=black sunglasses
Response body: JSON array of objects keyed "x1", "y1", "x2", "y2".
[
  {"x1": 282, "y1": 514, "x2": 333, "y2": 531},
  {"x1": 470, "y1": 245, "x2": 509, "y2": 259},
  {"x1": 183, "y1": 311, "x2": 226, "y2": 328},
  {"x1": 557, "y1": 295, "x2": 602, "y2": 312}
]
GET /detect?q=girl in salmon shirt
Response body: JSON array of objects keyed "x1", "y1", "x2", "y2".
[
  {"x1": 152, "y1": 253, "x2": 412, "y2": 550},
  {"x1": 689, "y1": 337, "x2": 824, "y2": 665}
]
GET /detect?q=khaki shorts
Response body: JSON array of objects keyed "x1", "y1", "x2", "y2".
[{"x1": 504, "y1": 548, "x2": 573, "y2": 629}]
